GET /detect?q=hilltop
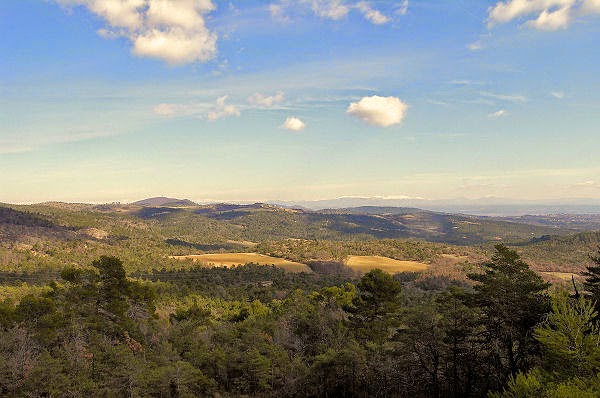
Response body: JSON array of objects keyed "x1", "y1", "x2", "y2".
[{"x1": 131, "y1": 197, "x2": 198, "y2": 207}]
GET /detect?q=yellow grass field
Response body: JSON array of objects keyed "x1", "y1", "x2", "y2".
[
  {"x1": 344, "y1": 255, "x2": 429, "y2": 274},
  {"x1": 170, "y1": 252, "x2": 312, "y2": 273},
  {"x1": 540, "y1": 271, "x2": 582, "y2": 281}
]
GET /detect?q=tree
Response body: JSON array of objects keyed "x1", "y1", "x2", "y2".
[
  {"x1": 467, "y1": 244, "x2": 550, "y2": 387},
  {"x1": 583, "y1": 247, "x2": 600, "y2": 312},
  {"x1": 92, "y1": 256, "x2": 131, "y2": 317},
  {"x1": 349, "y1": 269, "x2": 402, "y2": 344},
  {"x1": 492, "y1": 292, "x2": 600, "y2": 398}
]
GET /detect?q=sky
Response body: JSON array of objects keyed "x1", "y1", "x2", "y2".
[{"x1": 1, "y1": 0, "x2": 600, "y2": 204}]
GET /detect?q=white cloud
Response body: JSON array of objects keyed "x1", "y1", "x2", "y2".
[
  {"x1": 467, "y1": 41, "x2": 483, "y2": 51},
  {"x1": 347, "y1": 95, "x2": 408, "y2": 127},
  {"x1": 153, "y1": 103, "x2": 177, "y2": 116},
  {"x1": 395, "y1": 0, "x2": 409, "y2": 16},
  {"x1": 488, "y1": 109, "x2": 508, "y2": 118},
  {"x1": 481, "y1": 91, "x2": 527, "y2": 103},
  {"x1": 551, "y1": 91, "x2": 565, "y2": 99},
  {"x1": 133, "y1": 27, "x2": 216, "y2": 65},
  {"x1": 281, "y1": 116, "x2": 306, "y2": 131},
  {"x1": 574, "y1": 180, "x2": 598, "y2": 186},
  {"x1": 269, "y1": 3, "x2": 290, "y2": 22},
  {"x1": 356, "y1": 2, "x2": 390, "y2": 24},
  {"x1": 307, "y1": 0, "x2": 350, "y2": 20},
  {"x1": 583, "y1": 0, "x2": 600, "y2": 13},
  {"x1": 487, "y1": 0, "x2": 600, "y2": 30},
  {"x1": 56, "y1": 0, "x2": 217, "y2": 65},
  {"x1": 207, "y1": 96, "x2": 240, "y2": 121},
  {"x1": 526, "y1": 6, "x2": 571, "y2": 30},
  {"x1": 247, "y1": 92, "x2": 285, "y2": 107},
  {"x1": 97, "y1": 28, "x2": 120, "y2": 39},
  {"x1": 272, "y1": 0, "x2": 399, "y2": 23}
]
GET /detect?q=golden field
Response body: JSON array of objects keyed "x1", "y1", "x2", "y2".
[
  {"x1": 344, "y1": 255, "x2": 429, "y2": 274},
  {"x1": 170, "y1": 252, "x2": 312, "y2": 273}
]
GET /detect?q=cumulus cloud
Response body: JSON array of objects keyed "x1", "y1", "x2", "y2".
[
  {"x1": 488, "y1": 109, "x2": 508, "y2": 118},
  {"x1": 207, "y1": 96, "x2": 240, "y2": 121},
  {"x1": 247, "y1": 92, "x2": 285, "y2": 107},
  {"x1": 487, "y1": 0, "x2": 600, "y2": 30},
  {"x1": 55, "y1": 0, "x2": 217, "y2": 65},
  {"x1": 356, "y1": 2, "x2": 390, "y2": 24},
  {"x1": 347, "y1": 95, "x2": 408, "y2": 127},
  {"x1": 526, "y1": 6, "x2": 571, "y2": 30},
  {"x1": 281, "y1": 116, "x2": 306, "y2": 131}
]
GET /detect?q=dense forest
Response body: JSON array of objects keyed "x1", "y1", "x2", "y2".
[
  {"x1": 2, "y1": 203, "x2": 600, "y2": 396},
  {"x1": 1, "y1": 245, "x2": 600, "y2": 397}
]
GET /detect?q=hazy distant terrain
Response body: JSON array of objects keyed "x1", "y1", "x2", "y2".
[{"x1": 1, "y1": 198, "x2": 598, "y2": 279}]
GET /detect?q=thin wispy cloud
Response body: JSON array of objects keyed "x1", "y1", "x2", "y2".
[
  {"x1": 268, "y1": 0, "x2": 397, "y2": 25},
  {"x1": 247, "y1": 92, "x2": 285, "y2": 107},
  {"x1": 481, "y1": 91, "x2": 527, "y2": 103},
  {"x1": 355, "y1": 2, "x2": 390, "y2": 25},
  {"x1": 488, "y1": 109, "x2": 508, "y2": 118},
  {"x1": 207, "y1": 96, "x2": 241, "y2": 121},
  {"x1": 153, "y1": 103, "x2": 177, "y2": 116},
  {"x1": 395, "y1": 0, "x2": 409, "y2": 16}
]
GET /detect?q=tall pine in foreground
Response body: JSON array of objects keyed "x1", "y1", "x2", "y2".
[
  {"x1": 492, "y1": 291, "x2": 600, "y2": 398},
  {"x1": 583, "y1": 247, "x2": 600, "y2": 312},
  {"x1": 467, "y1": 244, "x2": 550, "y2": 388},
  {"x1": 349, "y1": 268, "x2": 402, "y2": 344}
]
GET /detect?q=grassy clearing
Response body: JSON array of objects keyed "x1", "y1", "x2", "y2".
[
  {"x1": 540, "y1": 271, "x2": 582, "y2": 281},
  {"x1": 344, "y1": 255, "x2": 429, "y2": 274},
  {"x1": 169, "y1": 252, "x2": 312, "y2": 273}
]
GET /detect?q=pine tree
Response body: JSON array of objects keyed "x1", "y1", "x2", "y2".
[
  {"x1": 467, "y1": 244, "x2": 550, "y2": 385},
  {"x1": 349, "y1": 269, "x2": 402, "y2": 344},
  {"x1": 583, "y1": 247, "x2": 600, "y2": 312}
]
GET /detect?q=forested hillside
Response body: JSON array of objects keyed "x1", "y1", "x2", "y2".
[{"x1": 2, "y1": 245, "x2": 600, "y2": 396}]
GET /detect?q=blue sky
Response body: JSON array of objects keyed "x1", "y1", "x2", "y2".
[{"x1": 1, "y1": 0, "x2": 600, "y2": 203}]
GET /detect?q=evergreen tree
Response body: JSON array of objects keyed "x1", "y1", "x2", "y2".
[
  {"x1": 467, "y1": 244, "x2": 550, "y2": 386},
  {"x1": 349, "y1": 269, "x2": 402, "y2": 344},
  {"x1": 583, "y1": 247, "x2": 600, "y2": 311},
  {"x1": 492, "y1": 292, "x2": 600, "y2": 398}
]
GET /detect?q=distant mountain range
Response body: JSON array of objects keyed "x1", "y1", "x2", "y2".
[
  {"x1": 126, "y1": 196, "x2": 600, "y2": 217},
  {"x1": 271, "y1": 196, "x2": 600, "y2": 216},
  {"x1": 131, "y1": 197, "x2": 198, "y2": 207}
]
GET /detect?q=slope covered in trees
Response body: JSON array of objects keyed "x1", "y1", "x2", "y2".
[{"x1": 2, "y1": 245, "x2": 597, "y2": 397}]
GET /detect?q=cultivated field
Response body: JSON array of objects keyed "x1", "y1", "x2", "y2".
[
  {"x1": 344, "y1": 255, "x2": 429, "y2": 274},
  {"x1": 170, "y1": 252, "x2": 312, "y2": 273}
]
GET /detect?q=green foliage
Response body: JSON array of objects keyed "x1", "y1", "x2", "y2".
[
  {"x1": 493, "y1": 292, "x2": 600, "y2": 398},
  {"x1": 468, "y1": 244, "x2": 550, "y2": 382},
  {"x1": 535, "y1": 291, "x2": 600, "y2": 378},
  {"x1": 350, "y1": 269, "x2": 402, "y2": 343},
  {"x1": 583, "y1": 247, "x2": 600, "y2": 310},
  {"x1": 1, "y1": 215, "x2": 597, "y2": 397}
]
